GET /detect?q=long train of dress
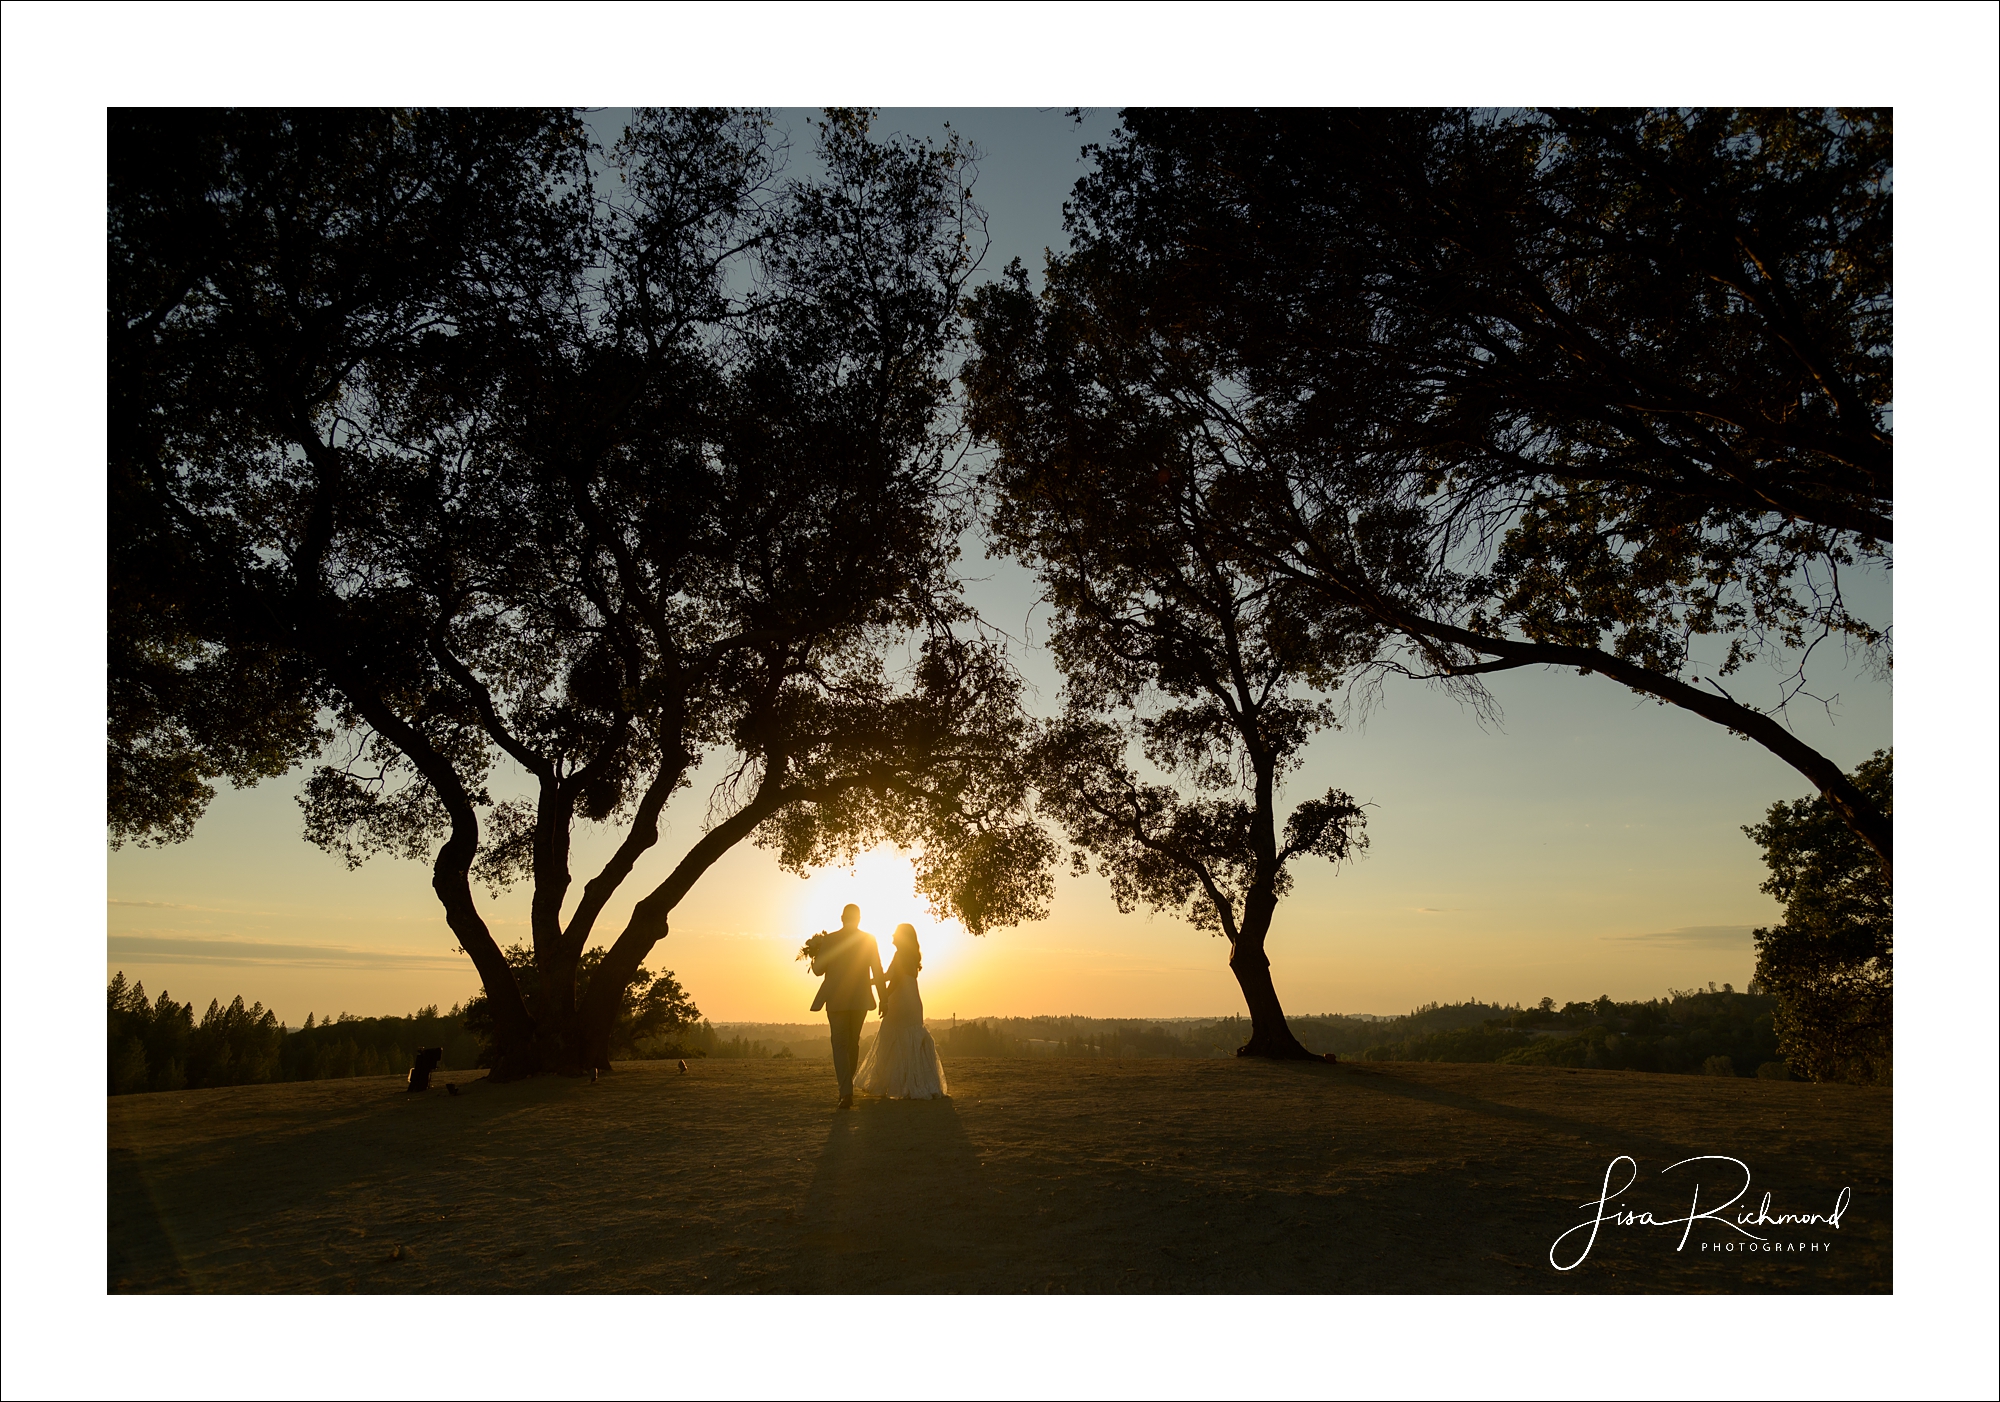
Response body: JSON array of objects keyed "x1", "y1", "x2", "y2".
[{"x1": 855, "y1": 977, "x2": 947, "y2": 1099}]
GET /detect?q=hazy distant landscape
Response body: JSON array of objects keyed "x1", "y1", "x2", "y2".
[
  {"x1": 704, "y1": 986, "x2": 1784, "y2": 1076},
  {"x1": 110, "y1": 972, "x2": 1794, "y2": 1091}
]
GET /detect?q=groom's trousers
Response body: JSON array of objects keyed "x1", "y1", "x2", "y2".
[{"x1": 827, "y1": 1008, "x2": 867, "y2": 1097}]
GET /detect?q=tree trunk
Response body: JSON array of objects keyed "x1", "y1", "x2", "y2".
[
  {"x1": 531, "y1": 785, "x2": 588, "y2": 1073},
  {"x1": 434, "y1": 872, "x2": 540, "y2": 1081},
  {"x1": 316, "y1": 649, "x2": 547, "y2": 1080},
  {"x1": 577, "y1": 1012, "x2": 615, "y2": 1077},
  {"x1": 572, "y1": 779, "x2": 792, "y2": 1073},
  {"x1": 533, "y1": 943, "x2": 589, "y2": 1075},
  {"x1": 575, "y1": 898, "x2": 672, "y2": 1074},
  {"x1": 1226, "y1": 892, "x2": 1317, "y2": 1060},
  {"x1": 366, "y1": 699, "x2": 538, "y2": 1081}
]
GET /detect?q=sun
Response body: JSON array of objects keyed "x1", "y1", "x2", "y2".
[{"x1": 789, "y1": 846, "x2": 971, "y2": 975}]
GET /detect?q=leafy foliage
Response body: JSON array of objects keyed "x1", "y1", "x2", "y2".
[
  {"x1": 108, "y1": 109, "x2": 586, "y2": 848},
  {"x1": 1030, "y1": 717, "x2": 1364, "y2": 942},
  {"x1": 999, "y1": 107, "x2": 1892, "y2": 872},
  {"x1": 1746, "y1": 750, "x2": 1892, "y2": 1083},
  {"x1": 1064, "y1": 106, "x2": 1890, "y2": 659},
  {"x1": 109, "y1": 108, "x2": 1053, "y2": 1074}
]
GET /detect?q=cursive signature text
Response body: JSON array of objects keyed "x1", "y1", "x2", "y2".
[{"x1": 1549, "y1": 1155, "x2": 1850, "y2": 1272}]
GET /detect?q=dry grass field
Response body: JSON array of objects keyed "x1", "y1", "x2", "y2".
[{"x1": 109, "y1": 1057, "x2": 1889, "y2": 1293}]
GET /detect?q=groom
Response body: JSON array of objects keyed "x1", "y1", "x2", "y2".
[{"x1": 809, "y1": 903, "x2": 884, "y2": 1108}]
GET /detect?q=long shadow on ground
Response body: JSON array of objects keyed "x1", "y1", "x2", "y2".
[
  {"x1": 108, "y1": 1060, "x2": 1889, "y2": 1293},
  {"x1": 788, "y1": 1098, "x2": 1021, "y2": 1291}
]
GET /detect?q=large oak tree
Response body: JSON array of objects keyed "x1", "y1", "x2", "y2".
[
  {"x1": 1032, "y1": 108, "x2": 1893, "y2": 878},
  {"x1": 110, "y1": 108, "x2": 1053, "y2": 1076}
]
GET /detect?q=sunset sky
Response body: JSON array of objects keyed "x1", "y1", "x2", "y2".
[{"x1": 102, "y1": 108, "x2": 1895, "y2": 1027}]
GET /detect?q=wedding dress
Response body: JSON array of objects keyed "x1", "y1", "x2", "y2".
[{"x1": 855, "y1": 955, "x2": 947, "y2": 1099}]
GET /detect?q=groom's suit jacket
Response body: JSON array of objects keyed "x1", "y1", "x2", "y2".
[{"x1": 810, "y1": 929, "x2": 882, "y2": 1013}]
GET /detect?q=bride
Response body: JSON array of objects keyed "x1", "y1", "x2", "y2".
[{"x1": 855, "y1": 923, "x2": 948, "y2": 1099}]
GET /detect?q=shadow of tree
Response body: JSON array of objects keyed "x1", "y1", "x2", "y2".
[{"x1": 1323, "y1": 1062, "x2": 1707, "y2": 1163}]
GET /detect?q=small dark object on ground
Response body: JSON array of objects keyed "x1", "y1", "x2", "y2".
[
  {"x1": 678, "y1": 1060, "x2": 688, "y2": 1073},
  {"x1": 446, "y1": 1082, "x2": 461, "y2": 1096},
  {"x1": 407, "y1": 1048, "x2": 443, "y2": 1092},
  {"x1": 1323, "y1": 1052, "x2": 1338, "y2": 1064}
]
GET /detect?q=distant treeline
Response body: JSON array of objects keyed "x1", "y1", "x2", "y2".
[
  {"x1": 109, "y1": 972, "x2": 1792, "y2": 1093},
  {"x1": 1346, "y1": 989, "x2": 1788, "y2": 1078},
  {"x1": 109, "y1": 969, "x2": 719, "y2": 1094},
  {"x1": 924, "y1": 1008, "x2": 1505, "y2": 1061},
  {"x1": 108, "y1": 973, "x2": 487, "y2": 1094},
  {"x1": 915, "y1": 990, "x2": 1789, "y2": 1078}
]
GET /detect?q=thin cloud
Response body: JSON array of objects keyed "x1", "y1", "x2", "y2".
[
  {"x1": 1600, "y1": 925, "x2": 1756, "y2": 948},
  {"x1": 108, "y1": 898, "x2": 280, "y2": 916},
  {"x1": 110, "y1": 899, "x2": 446, "y2": 926},
  {"x1": 106, "y1": 934, "x2": 469, "y2": 971}
]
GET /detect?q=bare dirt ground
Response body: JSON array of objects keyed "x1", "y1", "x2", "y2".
[{"x1": 109, "y1": 1058, "x2": 1889, "y2": 1293}]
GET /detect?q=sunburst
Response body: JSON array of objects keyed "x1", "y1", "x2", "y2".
[{"x1": 789, "y1": 846, "x2": 971, "y2": 977}]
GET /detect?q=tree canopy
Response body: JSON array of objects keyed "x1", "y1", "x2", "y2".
[
  {"x1": 1745, "y1": 749, "x2": 1891, "y2": 1084},
  {"x1": 1032, "y1": 107, "x2": 1892, "y2": 877},
  {"x1": 966, "y1": 267, "x2": 1371, "y2": 1057}
]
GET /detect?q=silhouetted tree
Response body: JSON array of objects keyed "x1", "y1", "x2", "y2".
[
  {"x1": 183, "y1": 995, "x2": 286, "y2": 1087},
  {"x1": 108, "y1": 973, "x2": 286, "y2": 1091},
  {"x1": 110, "y1": 108, "x2": 1054, "y2": 1078},
  {"x1": 1026, "y1": 108, "x2": 1892, "y2": 878},
  {"x1": 108, "y1": 110, "x2": 548, "y2": 845},
  {"x1": 108, "y1": 973, "x2": 190, "y2": 1094},
  {"x1": 283, "y1": 1005, "x2": 485, "y2": 1080},
  {"x1": 1745, "y1": 750, "x2": 1891, "y2": 1083},
  {"x1": 461, "y1": 944, "x2": 701, "y2": 1061},
  {"x1": 966, "y1": 284, "x2": 1371, "y2": 1057}
]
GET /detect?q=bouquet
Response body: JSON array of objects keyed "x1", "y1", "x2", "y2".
[{"x1": 796, "y1": 930, "x2": 839, "y2": 969}]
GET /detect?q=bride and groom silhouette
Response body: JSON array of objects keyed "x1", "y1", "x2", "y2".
[{"x1": 807, "y1": 903, "x2": 947, "y2": 1108}]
